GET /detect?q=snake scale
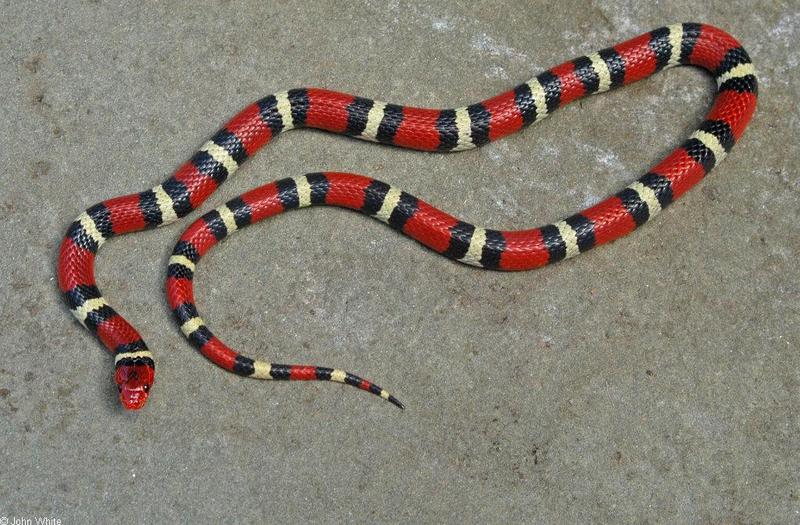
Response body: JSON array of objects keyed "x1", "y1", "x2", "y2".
[{"x1": 57, "y1": 23, "x2": 757, "y2": 410}]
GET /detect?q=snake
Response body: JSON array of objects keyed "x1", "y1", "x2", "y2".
[{"x1": 57, "y1": 23, "x2": 757, "y2": 410}]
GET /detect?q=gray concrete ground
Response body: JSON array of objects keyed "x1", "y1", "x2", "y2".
[{"x1": 1, "y1": 1, "x2": 798, "y2": 523}]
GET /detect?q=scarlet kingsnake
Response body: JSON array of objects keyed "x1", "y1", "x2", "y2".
[{"x1": 57, "y1": 23, "x2": 758, "y2": 410}]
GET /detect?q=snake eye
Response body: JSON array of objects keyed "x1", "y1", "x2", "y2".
[{"x1": 143, "y1": 385, "x2": 150, "y2": 392}]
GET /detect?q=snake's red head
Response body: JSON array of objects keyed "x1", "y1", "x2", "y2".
[{"x1": 114, "y1": 353, "x2": 155, "y2": 410}]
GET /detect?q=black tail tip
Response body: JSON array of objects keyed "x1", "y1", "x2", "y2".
[{"x1": 388, "y1": 395, "x2": 405, "y2": 410}]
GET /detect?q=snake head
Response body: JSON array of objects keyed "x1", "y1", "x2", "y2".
[{"x1": 114, "y1": 353, "x2": 155, "y2": 410}]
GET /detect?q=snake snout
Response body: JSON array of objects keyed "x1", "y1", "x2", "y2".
[{"x1": 119, "y1": 383, "x2": 150, "y2": 410}]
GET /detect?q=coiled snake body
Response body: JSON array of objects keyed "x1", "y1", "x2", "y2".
[{"x1": 57, "y1": 23, "x2": 757, "y2": 410}]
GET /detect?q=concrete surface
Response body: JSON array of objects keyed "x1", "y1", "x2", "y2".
[{"x1": 1, "y1": 1, "x2": 798, "y2": 523}]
